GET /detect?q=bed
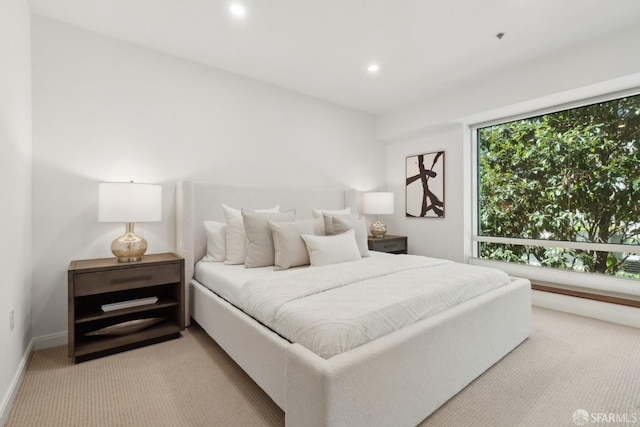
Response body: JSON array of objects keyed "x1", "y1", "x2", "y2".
[{"x1": 176, "y1": 181, "x2": 531, "y2": 427}]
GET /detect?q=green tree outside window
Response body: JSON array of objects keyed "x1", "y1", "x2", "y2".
[{"x1": 478, "y1": 94, "x2": 640, "y2": 277}]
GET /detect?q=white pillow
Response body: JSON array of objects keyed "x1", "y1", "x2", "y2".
[
  {"x1": 312, "y1": 208, "x2": 351, "y2": 235},
  {"x1": 202, "y1": 220, "x2": 226, "y2": 262},
  {"x1": 242, "y1": 209, "x2": 296, "y2": 268},
  {"x1": 301, "y1": 230, "x2": 362, "y2": 267},
  {"x1": 223, "y1": 204, "x2": 279, "y2": 265},
  {"x1": 269, "y1": 219, "x2": 314, "y2": 270},
  {"x1": 332, "y1": 216, "x2": 370, "y2": 258},
  {"x1": 323, "y1": 212, "x2": 358, "y2": 236}
]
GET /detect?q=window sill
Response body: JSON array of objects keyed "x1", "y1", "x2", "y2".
[{"x1": 531, "y1": 281, "x2": 640, "y2": 309}]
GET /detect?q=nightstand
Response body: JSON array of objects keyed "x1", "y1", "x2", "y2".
[
  {"x1": 367, "y1": 235, "x2": 408, "y2": 254},
  {"x1": 68, "y1": 253, "x2": 185, "y2": 362}
]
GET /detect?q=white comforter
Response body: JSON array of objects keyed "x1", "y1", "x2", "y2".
[{"x1": 239, "y1": 255, "x2": 511, "y2": 359}]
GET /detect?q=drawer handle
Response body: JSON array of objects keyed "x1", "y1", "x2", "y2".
[{"x1": 111, "y1": 275, "x2": 152, "y2": 284}]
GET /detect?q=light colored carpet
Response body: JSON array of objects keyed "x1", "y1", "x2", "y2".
[
  {"x1": 6, "y1": 307, "x2": 640, "y2": 427},
  {"x1": 7, "y1": 325, "x2": 284, "y2": 427}
]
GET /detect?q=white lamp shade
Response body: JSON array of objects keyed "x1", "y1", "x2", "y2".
[
  {"x1": 98, "y1": 182, "x2": 162, "y2": 223},
  {"x1": 363, "y1": 192, "x2": 394, "y2": 215}
]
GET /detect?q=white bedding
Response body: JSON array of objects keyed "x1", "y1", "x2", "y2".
[
  {"x1": 194, "y1": 251, "x2": 392, "y2": 305},
  {"x1": 241, "y1": 255, "x2": 510, "y2": 358},
  {"x1": 195, "y1": 261, "x2": 275, "y2": 304},
  {"x1": 197, "y1": 253, "x2": 512, "y2": 359}
]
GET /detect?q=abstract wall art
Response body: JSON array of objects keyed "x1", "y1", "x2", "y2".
[{"x1": 405, "y1": 151, "x2": 445, "y2": 218}]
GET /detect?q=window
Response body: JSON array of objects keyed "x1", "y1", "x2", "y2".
[{"x1": 473, "y1": 92, "x2": 640, "y2": 293}]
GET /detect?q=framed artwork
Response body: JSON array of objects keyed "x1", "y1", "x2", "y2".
[{"x1": 405, "y1": 151, "x2": 445, "y2": 218}]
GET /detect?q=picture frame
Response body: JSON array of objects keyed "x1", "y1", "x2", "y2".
[{"x1": 405, "y1": 151, "x2": 445, "y2": 218}]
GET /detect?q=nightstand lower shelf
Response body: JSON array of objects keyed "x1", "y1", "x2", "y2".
[{"x1": 74, "y1": 321, "x2": 181, "y2": 359}]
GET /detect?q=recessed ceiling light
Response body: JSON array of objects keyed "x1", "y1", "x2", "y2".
[
  {"x1": 229, "y1": 4, "x2": 246, "y2": 18},
  {"x1": 367, "y1": 64, "x2": 380, "y2": 73}
]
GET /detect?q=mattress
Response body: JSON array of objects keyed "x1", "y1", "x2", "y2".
[{"x1": 196, "y1": 253, "x2": 512, "y2": 359}]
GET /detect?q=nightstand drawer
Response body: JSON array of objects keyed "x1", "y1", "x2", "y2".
[
  {"x1": 74, "y1": 264, "x2": 181, "y2": 296},
  {"x1": 371, "y1": 240, "x2": 405, "y2": 252},
  {"x1": 367, "y1": 235, "x2": 408, "y2": 254}
]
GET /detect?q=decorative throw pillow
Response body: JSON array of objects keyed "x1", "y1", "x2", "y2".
[
  {"x1": 201, "y1": 220, "x2": 226, "y2": 262},
  {"x1": 223, "y1": 204, "x2": 279, "y2": 265},
  {"x1": 323, "y1": 212, "x2": 358, "y2": 236},
  {"x1": 301, "y1": 229, "x2": 361, "y2": 267},
  {"x1": 311, "y1": 208, "x2": 351, "y2": 235},
  {"x1": 242, "y1": 209, "x2": 296, "y2": 268},
  {"x1": 332, "y1": 216, "x2": 370, "y2": 257},
  {"x1": 269, "y1": 219, "x2": 314, "y2": 270}
]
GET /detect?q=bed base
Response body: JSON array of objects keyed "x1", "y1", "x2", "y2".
[{"x1": 191, "y1": 277, "x2": 531, "y2": 427}]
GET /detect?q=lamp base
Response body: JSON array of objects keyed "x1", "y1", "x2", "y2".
[
  {"x1": 111, "y1": 223, "x2": 147, "y2": 262},
  {"x1": 370, "y1": 220, "x2": 387, "y2": 238}
]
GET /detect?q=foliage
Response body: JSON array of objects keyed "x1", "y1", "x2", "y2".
[{"x1": 478, "y1": 94, "x2": 640, "y2": 275}]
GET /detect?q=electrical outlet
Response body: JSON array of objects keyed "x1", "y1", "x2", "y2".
[{"x1": 9, "y1": 309, "x2": 14, "y2": 332}]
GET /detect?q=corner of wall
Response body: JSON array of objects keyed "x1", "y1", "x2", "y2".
[{"x1": 0, "y1": 339, "x2": 34, "y2": 425}]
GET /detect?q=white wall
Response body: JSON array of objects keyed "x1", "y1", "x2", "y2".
[
  {"x1": 31, "y1": 17, "x2": 385, "y2": 342},
  {"x1": 377, "y1": 24, "x2": 640, "y2": 142},
  {"x1": 0, "y1": 0, "x2": 32, "y2": 422},
  {"x1": 384, "y1": 125, "x2": 466, "y2": 262}
]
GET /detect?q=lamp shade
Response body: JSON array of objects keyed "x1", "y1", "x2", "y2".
[
  {"x1": 363, "y1": 192, "x2": 394, "y2": 215},
  {"x1": 98, "y1": 182, "x2": 162, "y2": 223}
]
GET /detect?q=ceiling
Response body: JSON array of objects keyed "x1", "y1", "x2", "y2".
[{"x1": 29, "y1": 0, "x2": 640, "y2": 115}]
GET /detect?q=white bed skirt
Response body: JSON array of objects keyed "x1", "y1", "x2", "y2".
[{"x1": 191, "y1": 277, "x2": 531, "y2": 426}]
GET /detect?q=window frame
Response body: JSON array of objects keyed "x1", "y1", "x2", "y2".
[{"x1": 469, "y1": 86, "x2": 640, "y2": 298}]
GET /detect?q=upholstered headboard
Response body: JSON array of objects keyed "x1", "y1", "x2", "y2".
[{"x1": 175, "y1": 181, "x2": 357, "y2": 324}]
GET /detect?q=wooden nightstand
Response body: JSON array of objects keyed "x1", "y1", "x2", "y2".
[
  {"x1": 367, "y1": 235, "x2": 408, "y2": 254},
  {"x1": 68, "y1": 253, "x2": 185, "y2": 362}
]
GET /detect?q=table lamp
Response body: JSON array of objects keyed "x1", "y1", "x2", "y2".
[
  {"x1": 98, "y1": 182, "x2": 162, "y2": 262},
  {"x1": 363, "y1": 192, "x2": 394, "y2": 238}
]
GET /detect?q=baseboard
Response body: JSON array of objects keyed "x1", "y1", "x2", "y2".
[
  {"x1": 532, "y1": 290, "x2": 640, "y2": 328},
  {"x1": 0, "y1": 339, "x2": 34, "y2": 426},
  {"x1": 33, "y1": 331, "x2": 68, "y2": 351},
  {"x1": 0, "y1": 331, "x2": 68, "y2": 424}
]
